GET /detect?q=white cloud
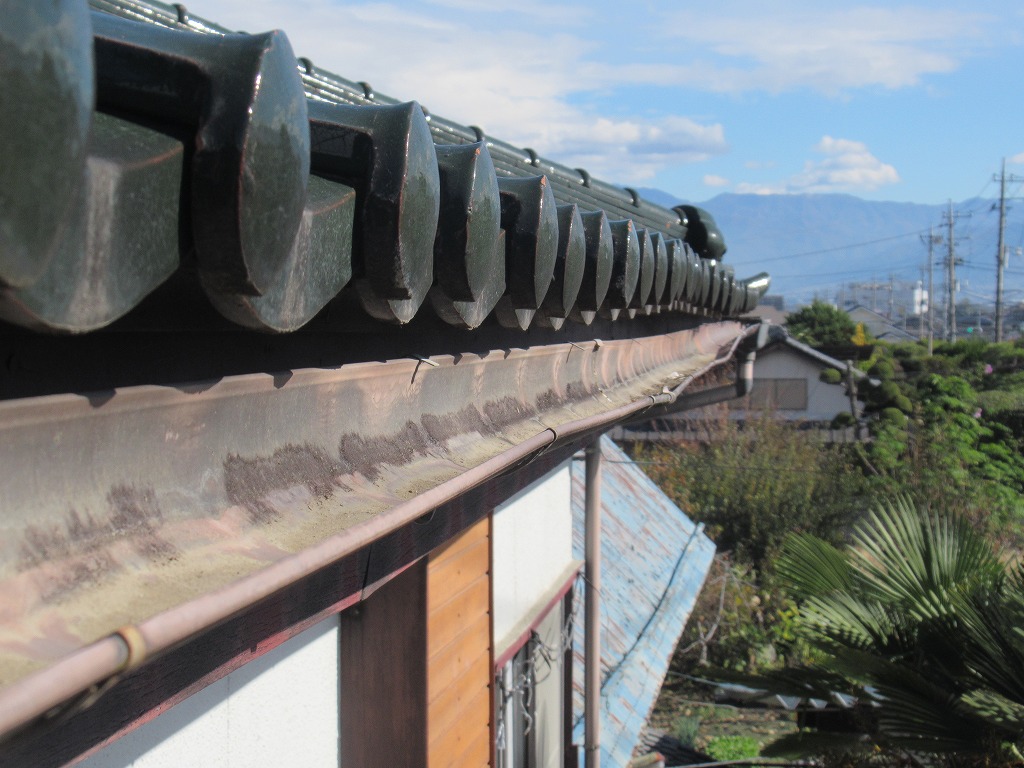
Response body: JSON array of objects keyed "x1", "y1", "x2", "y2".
[
  {"x1": 1010, "y1": 153, "x2": 1024, "y2": 165},
  {"x1": 703, "y1": 174, "x2": 731, "y2": 188},
  {"x1": 421, "y1": 0, "x2": 586, "y2": 26},
  {"x1": 734, "y1": 182, "x2": 785, "y2": 195},
  {"x1": 656, "y1": 4, "x2": 988, "y2": 94},
  {"x1": 185, "y1": 0, "x2": 727, "y2": 182},
  {"x1": 738, "y1": 137, "x2": 899, "y2": 194},
  {"x1": 551, "y1": 117, "x2": 727, "y2": 183}
]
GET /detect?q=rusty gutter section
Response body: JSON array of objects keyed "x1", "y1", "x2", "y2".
[
  {"x1": 626, "y1": 320, "x2": 767, "y2": 423},
  {"x1": 0, "y1": 321, "x2": 753, "y2": 741}
]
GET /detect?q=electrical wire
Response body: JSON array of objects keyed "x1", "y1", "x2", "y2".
[
  {"x1": 495, "y1": 578, "x2": 580, "y2": 759},
  {"x1": 729, "y1": 227, "x2": 937, "y2": 268}
]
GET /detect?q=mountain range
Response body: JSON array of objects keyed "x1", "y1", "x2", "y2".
[{"x1": 637, "y1": 188, "x2": 1024, "y2": 312}]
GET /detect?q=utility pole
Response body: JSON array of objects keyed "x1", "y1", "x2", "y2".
[
  {"x1": 943, "y1": 201, "x2": 965, "y2": 343},
  {"x1": 994, "y1": 159, "x2": 1024, "y2": 342},
  {"x1": 921, "y1": 228, "x2": 940, "y2": 355},
  {"x1": 918, "y1": 269, "x2": 925, "y2": 342}
]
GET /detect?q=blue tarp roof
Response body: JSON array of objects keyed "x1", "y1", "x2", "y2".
[{"x1": 571, "y1": 436, "x2": 716, "y2": 767}]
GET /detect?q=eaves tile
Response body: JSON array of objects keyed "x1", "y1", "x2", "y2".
[{"x1": 2, "y1": 0, "x2": 770, "y2": 336}]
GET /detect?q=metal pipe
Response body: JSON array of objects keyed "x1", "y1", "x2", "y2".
[
  {"x1": 0, "y1": 431, "x2": 557, "y2": 741},
  {"x1": 0, "y1": 325, "x2": 761, "y2": 742},
  {"x1": 633, "y1": 320, "x2": 765, "y2": 422},
  {"x1": 584, "y1": 439, "x2": 602, "y2": 768}
]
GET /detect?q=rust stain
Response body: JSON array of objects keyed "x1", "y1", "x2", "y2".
[
  {"x1": 565, "y1": 381, "x2": 593, "y2": 400},
  {"x1": 17, "y1": 485, "x2": 176, "y2": 602},
  {"x1": 536, "y1": 389, "x2": 561, "y2": 411},
  {"x1": 338, "y1": 421, "x2": 430, "y2": 483},
  {"x1": 421, "y1": 404, "x2": 486, "y2": 445},
  {"x1": 482, "y1": 396, "x2": 536, "y2": 429},
  {"x1": 107, "y1": 486, "x2": 176, "y2": 560},
  {"x1": 224, "y1": 443, "x2": 343, "y2": 523}
]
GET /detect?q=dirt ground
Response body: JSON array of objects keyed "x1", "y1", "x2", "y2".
[{"x1": 649, "y1": 676, "x2": 800, "y2": 754}]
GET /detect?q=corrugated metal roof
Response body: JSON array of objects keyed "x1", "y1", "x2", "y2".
[
  {"x1": 571, "y1": 437, "x2": 716, "y2": 767},
  {"x1": 1, "y1": 0, "x2": 769, "y2": 337}
]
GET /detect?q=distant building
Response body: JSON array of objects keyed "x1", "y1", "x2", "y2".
[
  {"x1": 730, "y1": 327, "x2": 875, "y2": 425},
  {"x1": 847, "y1": 305, "x2": 918, "y2": 343},
  {"x1": 612, "y1": 326, "x2": 877, "y2": 444}
]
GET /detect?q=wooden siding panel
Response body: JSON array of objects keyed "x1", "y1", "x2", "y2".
[
  {"x1": 427, "y1": 515, "x2": 491, "y2": 768},
  {"x1": 428, "y1": 648, "x2": 490, "y2": 742},
  {"x1": 428, "y1": 611, "x2": 490, "y2": 702},
  {"x1": 432, "y1": 514, "x2": 489, "y2": 561},
  {"x1": 427, "y1": 537, "x2": 489, "y2": 602},
  {"x1": 428, "y1": 683, "x2": 491, "y2": 767},
  {"x1": 428, "y1": 575, "x2": 490, "y2": 654}
]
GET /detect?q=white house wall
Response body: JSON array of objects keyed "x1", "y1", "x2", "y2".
[
  {"x1": 752, "y1": 348, "x2": 853, "y2": 421},
  {"x1": 492, "y1": 461, "x2": 575, "y2": 655},
  {"x1": 78, "y1": 616, "x2": 340, "y2": 768}
]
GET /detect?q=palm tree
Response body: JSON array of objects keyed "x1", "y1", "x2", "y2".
[{"x1": 722, "y1": 496, "x2": 1024, "y2": 763}]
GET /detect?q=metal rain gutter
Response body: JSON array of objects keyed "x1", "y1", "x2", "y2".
[
  {"x1": 634, "y1": 320, "x2": 768, "y2": 420},
  {"x1": 0, "y1": 323, "x2": 756, "y2": 742}
]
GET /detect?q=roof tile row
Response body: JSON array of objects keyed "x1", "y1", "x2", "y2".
[{"x1": 0, "y1": 0, "x2": 769, "y2": 335}]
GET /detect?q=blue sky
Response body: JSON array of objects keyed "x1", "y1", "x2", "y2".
[{"x1": 192, "y1": 0, "x2": 1024, "y2": 205}]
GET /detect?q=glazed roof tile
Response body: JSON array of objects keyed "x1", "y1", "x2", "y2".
[
  {"x1": 0, "y1": 0, "x2": 770, "y2": 749},
  {"x1": 1, "y1": 0, "x2": 769, "y2": 336}
]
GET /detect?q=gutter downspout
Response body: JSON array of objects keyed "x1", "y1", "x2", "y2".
[
  {"x1": 631, "y1": 320, "x2": 768, "y2": 421},
  {"x1": 584, "y1": 440, "x2": 602, "y2": 768},
  {"x1": 0, "y1": 324, "x2": 761, "y2": 743}
]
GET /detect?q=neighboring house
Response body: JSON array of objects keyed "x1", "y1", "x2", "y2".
[
  {"x1": 0, "y1": 2, "x2": 769, "y2": 767},
  {"x1": 745, "y1": 302, "x2": 788, "y2": 327},
  {"x1": 730, "y1": 326, "x2": 875, "y2": 424},
  {"x1": 612, "y1": 326, "x2": 874, "y2": 443},
  {"x1": 847, "y1": 305, "x2": 919, "y2": 343}
]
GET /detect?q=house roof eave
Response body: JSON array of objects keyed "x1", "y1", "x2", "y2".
[{"x1": 0, "y1": 319, "x2": 754, "y2": 742}]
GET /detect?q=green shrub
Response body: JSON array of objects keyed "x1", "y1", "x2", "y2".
[
  {"x1": 880, "y1": 407, "x2": 908, "y2": 427},
  {"x1": 891, "y1": 394, "x2": 913, "y2": 414},
  {"x1": 819, "y1": 368, "x2": 842, "y2": 385},
  {"x1": 875, "y1": 380, "x2": 901, "y2": 402},
  {"x1": 830, "y1": 412, "x2": 855, "y2": 429},
  {"x1": 639, "y1": 416, "x2": 869, "y2": 571},
  {"x1": 868, "y1": 359, "x2": 894, "y2": 379},
  {"x1": 707, "y1": 735, "x2": 760, "y2": 761},
  {"x1": 900, "y1": 356, "x2": 923, "y2": 373},
  {"x1": 672, "y1": 714, "x2": 701, "y2": 748}
]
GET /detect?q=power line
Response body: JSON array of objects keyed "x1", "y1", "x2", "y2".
[
  {"x1": 768, "y1": 260, "x2": 920, "y2": 280},
  {"x1": 730, "y1": 227, "x2": 936, "y2": 266}
]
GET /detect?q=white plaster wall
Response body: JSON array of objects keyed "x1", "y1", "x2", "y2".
[
  {"x1": 492, "y1": 461, "x2": 574, "y2": 651},
  {"x1": 753, "y1": 348, "x2": 854, "y2": 421},
  {"x1": 79, "y1": 615, "x2": 340, "y2": 768}
]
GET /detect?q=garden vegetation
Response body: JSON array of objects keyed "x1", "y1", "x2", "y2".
[{"x1": 638, "y1": 308, "x2": 1024, "y2": 766}]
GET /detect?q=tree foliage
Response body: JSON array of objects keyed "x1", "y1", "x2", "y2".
[
  {"x1": 639, "y1": 414, "x2": 869, "y2": 571},
  {"x1": 724, "y1": 498, "x2": 1024, "y2": 765},
  {"x1": 653, "y1": 335, "x2": 1024, "y2": 764},
  {"x1": 860, "y1": 344, "x2": 1024, "y2": 540},
  {"x1": 786, "y1": 301, "x2": 860, "y2": 347}
]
